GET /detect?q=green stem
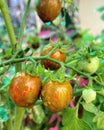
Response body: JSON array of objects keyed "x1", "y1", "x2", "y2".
[
  {"x1": 13, "y1": 107, "x2": 25, "y2": 130},
  {"x1": 6, "y1": 108, "x2": 13, "y2": 130},
  {"x1": 0, "y1": 0, "x2": 16, "y2": 49},
  {"x1": 14, "y1": 1, "x2": 31, "y2": 130},
  {"x1": 0, "y1": 56, "x2": 61, "y2": 67},
  {"x1": 0, "y1": 1, "x2": 17, "y2": 130},
  {"x1": 65, "y1": 64, "x2": 91, "y2": 78},
  {"x1": 18, "y1": 0, "x2": 31, "y2": 49},
  {"x1": 0, "y1": 0, "x2": 31, "y2": 130},
  {"x1": 0, "y1": 55, "x2": 104, "y2": 87},
  {"x1": 73, "y1": 88, "x2": 84, "y2": 96},
  {"x1": 14, "y1": 64, "x2": 24, "y2": 130}
]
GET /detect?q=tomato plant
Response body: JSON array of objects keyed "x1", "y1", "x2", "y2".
[
  {"x1": 1, "y1": 0, "x2": 104, "y2": 130},
  {"x1": 8, "y1": 72, "x2": 42, "y2": 108}
]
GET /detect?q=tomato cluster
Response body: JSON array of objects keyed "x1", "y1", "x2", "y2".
[{"x1": 8, "y1": 72, "x2": 72, "y2": 112}]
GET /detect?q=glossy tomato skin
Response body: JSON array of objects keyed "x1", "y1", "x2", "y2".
[
  {"x1": 41, "y1": 80, "x2": 72, "y2": 113},
  {"x1": 36, "y1": 0, "x2": 61, "y2": 22},
  {"x1": 41, "y1": 46, "x2": 66, "y2": 70},
  {"x1": 8, "y1": 72, "x2": 42, "y2": 108}
]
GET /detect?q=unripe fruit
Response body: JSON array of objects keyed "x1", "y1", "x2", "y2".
[
  {"x1": 80, "y1": 56, "x2": 99, "y2": 74},
  {"x1": 82, "y1": 88, "x2": 96, "y2": 103}
]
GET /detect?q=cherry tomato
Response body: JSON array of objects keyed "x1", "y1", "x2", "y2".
[
  {"x1": 41, "y1": 80, "x2": 72, "y2": 112},
  {"x1": 8, "y1": 72, "x2": 42, "y2": 108},
  {"x1": 82, "y1": 88, "x2": 96, "y2": 103},
  {"x1": 80, "y1": 56, "x2": 99, "y2": 74},
  {"x1": 41, "y1": 46, "x2": 66, "y2": 70},
  {"x1": 36, "y1": 0, "x2": 61, "y2": 22}
]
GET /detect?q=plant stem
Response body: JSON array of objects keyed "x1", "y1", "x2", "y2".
[
  {"x1": 13, "y1": 107, "x2": 25, "y2": 130},
  {"x1": 65, "y1": 64, "x2": 91, "y2": 78},
  {"x1": 0, "y1": 0, "x2": 31, "y2": 130},
  {"x1": 0, "y1": 0, "x2": 16, "y2": 49},
  {"x1": 18, "y1": 0, "x2": 31, "y2": 49},
  {"x1": 0, "y1": 1, "x2": 17, "y2": 130},
  {"x1": 6, "y1": 109, "x2": 13, "y2": 130},
  {"x1": 14, "y1": 1, "x2": 31, "y2": 130},
  {"x1": 0, "y1": 55, "x2": 104, "y2": 87},
  {"x1": 0, "y1": 56, "x2": 61, "y2": 67},
  {"x1": 14, "y1": 65, "x2": 25, "y2": 130}
]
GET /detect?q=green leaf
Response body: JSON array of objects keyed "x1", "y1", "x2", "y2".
[
  {"x1": 82, "y1": 102, "x2": 98, "y2": 114},
  {"x1": 97, "y1": 59, "x2": 104, "y2": 74},
  {"x1": 61, "y1": 107, "x2": 92, "y2": 130},
  {"x1": 96, "y1": 6, "x2": 104, "y2": 12},
  {"x1": 93, "y1": 111, "x2": 104, "y2": 130},
  {"x1": 3, "y1": 48, "x2": 12, "y2": 58},
  {"x1": 82, "y1": 34, "x2": 94, "y2": 41},
  {"x1": 101, "y1": 13, "x2": 104, "y2": 21},
  {"x1": 0, "y1": 105, "x2": 9, "y2": 122},
  {"x1": 33, "y1": 104, "x2": 45, "y2": 124},
  {"x1": 82, "y1": 110, "x2": 98, "y2": 130},
  {"x1": 3, "y1": 76, "x2": 11, "y2": 85}
]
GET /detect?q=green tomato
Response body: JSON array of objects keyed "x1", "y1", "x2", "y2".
[
  {"x1": 82, "y1": 88, "x2": 96, "y2": 103},
  {"x1": 80, "y1": 56, "x2": 99, "y2": 74}
]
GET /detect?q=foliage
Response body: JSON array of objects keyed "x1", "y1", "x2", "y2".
[
  {"x1": 0, "y1": 0, "x2": 104, "y2": 130},
  {"x1": 61, "y1": 107, "x2": 92, "y2": 130},
  {"x1": 97, "y1": 6, "x2": 104, "y2": 21}
]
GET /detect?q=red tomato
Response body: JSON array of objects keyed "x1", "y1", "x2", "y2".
[
  {"x1": 36, "y1": 0, "x2": 61, "y2": 22},
  {"x1": 8, "y1": 72, "x2": 42, "y2": 108},
  {"x1": 41, "y1": 80, "x2": 72, "y2": 112},
  {"x1": 41, "y1": 46, "x2": 66, "y2": 70}
]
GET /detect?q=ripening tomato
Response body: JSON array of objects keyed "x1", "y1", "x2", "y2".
[
  {"x1": 41, "y1": 46, "x2": 66, "y2": 70},
  {"x1": 80, "y1": 56, "x2": 99, "y2": 74},
  {"x1": 8, "y1": 72, "x2": 42, "y2": 108},
  {"x1": 41, "y1": 80, "x2": 72, "y2": 112},
  {"x1": 36, "y1": 0, "x2": 61, "y2": 22}
]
